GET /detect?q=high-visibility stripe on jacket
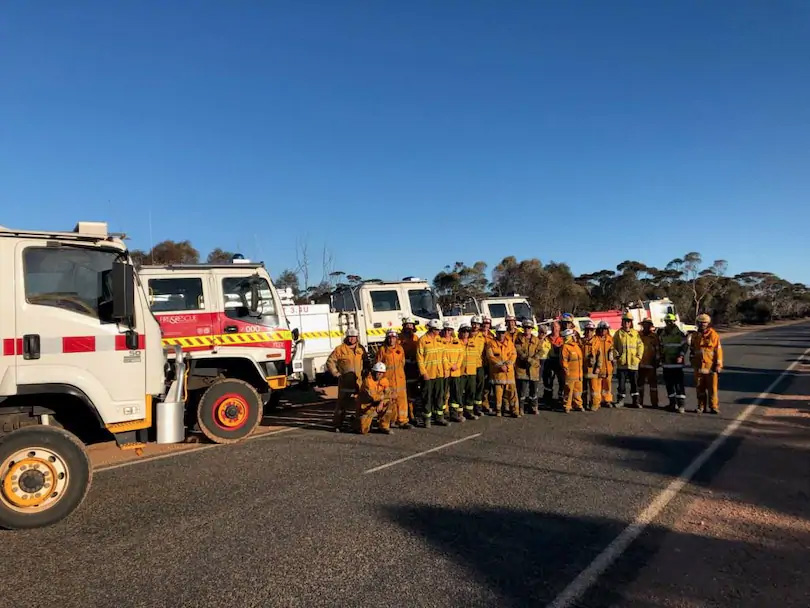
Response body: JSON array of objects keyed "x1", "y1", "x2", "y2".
[
  {"x1": 690, "y1": 328, "x2": 723, "y2": 374},
  {"x1": 468, "y1": 333, "x2": 486, "y2": 368},
  {"x1": 659, "y1": 326, "x2": 687, "y2": 367},
  {"x1": 444, "y1": 338, "x2": 465, "y2": 378},
  {"x1": 460, "y1": 337, "x2": 480, "y2": 375},
  {"x1": 613, "y1": 328, "x2": 644, "y2": 370},
  {"x1": 417, "y1": 333, "x2": 445, "y2": 380}
]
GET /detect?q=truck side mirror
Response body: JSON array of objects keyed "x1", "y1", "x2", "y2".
[
  {"x1": 249, "y1": 281, "x2": 260, "y2": 313},
  {"x1": 112, "y1": 261, "x2": 135, "y2": 325}
]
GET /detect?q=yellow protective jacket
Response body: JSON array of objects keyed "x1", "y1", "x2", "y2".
[
  {"x1": 514, "y1": 333, "x2": 543, "y2": 381},
  {"x1": 561, "y1": 338, "x2": 583, "y2": 380},
  {"x1": 326, "y1": 342, "x2": 367, "y2": 392},
  {"x1": 468, "y1": 333, "x2": 486, "y2": 369},
  {"x1": 581, "y1": 336, "x2": 602, "y2": 379},
  {"x1": 690, "y1": 328, "x2": 723, "y2": 374},
  {"x1": 613, "y1": 328, "x2": 644, "y2": 370},
  {"x1": 659, "y1": 326, "x2": 687, "y2": 367},
  {"x1": 485, "y1": 338, "x2": 517, "y2": 385},
  {"x1": 376, "y1": 345, "x2": 406, "y2": 397},
  {"x1": 417, "y1": 332, "x2": 445, "y2": 380},
  {"x1": 443, "y1": 338, "x2": 465, "y2": 378},
  {"x1": 593, "y1": 334, "x2": 614, "y2": 378},
  {"x1": 639, "y1": 332, "x2": 660, "y2": 368},
  {"x1": 460, "y1": 338, "x2": 480, "y2": 375}
]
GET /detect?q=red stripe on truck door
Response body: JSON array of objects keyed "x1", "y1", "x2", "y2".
[{"x1": 62, "y1": 336, "x2": 96, "y2": 353}]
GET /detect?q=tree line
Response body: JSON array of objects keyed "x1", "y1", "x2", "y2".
[{"x1": 131, "y1": 241, "x2": 809, "y2": 325}]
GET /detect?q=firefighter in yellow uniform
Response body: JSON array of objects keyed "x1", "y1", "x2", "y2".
[
  {"x1": 485, "y1": 324, "x2": 518, "y2": 417},
  {"x1": 458, "y1": 324, "x2": 482, "y2": 420},
  {"x1": 356, "y1": 362, "x2": 393, "y2": 434},
  {"x1": 690, "y1": 313, "x2": 723, "y2": 414},
  {"x1": 638, "y1": 319, "x2": 661, "y2": 408},
  {"x1": 439, "y1": 321, "x2": 456, "y2": 416},
  {"x1": 444, "y1": 323, "x2": 466, "y2": 422},
  {"x1": 416, "y1": 319, "x2": 447, "y2": 427},
  {"x1": 376, "y1": 329, "x2": 411, "y2": 429},
  {"x1": 398, "y1": 317, "x2": 420, "y2": 425},
  {"x1": 514, "y1": 319, "x2": 543, "y2": 414},
  {"x1": 581, "y1": 321, "x2": 602, "y2": 411},
  {"x1": 469, "y1": 316, "x2": 488, "y2": 416},
  {"x1": 593, "y1": 321, "x2": 614, "y2": 409},
  {"x1": 326, "y1": 328, "x2": 368, "y2": 432},
  {"x1": 560, "y1": 329, "x2": 584, "y2": 412},
  {"x1": 613, "y1": 313, "x2": 645, "y2": 408}
]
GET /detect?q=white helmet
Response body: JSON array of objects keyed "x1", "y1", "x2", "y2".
[
  {"x1": 505, "y1": 314, "x2": 517, "y2": 322},
  {"x1": 427, "y1": 319, "x2": 441, "y2": 330},
  {"x1": 561, "y1": 329, "x2": 574, "y2": 338},
  {"x1": 470, "y1": 315, "x2": 482, "y2": 325},
  {"x1": 345, "y1": 328, "x2": 360, "y2": 338},
  {"x1": 401, "y1": 317, "x2": 415, "y2": 326},
  {"x1": 597, "y1": 321, "x2": 610, "y2": 330},
  {"x1": 442, "y1": 321, "x2": 454, "y2": 330},
  {"x1": 481, "y1": 315, "x2": 492, "y2": 323},
  {"x1": 371, "y1": 362, "x2": 386, "y2": 373},
  {"x1": 585, "y1": 321, "x2": 596, "y2": 330},
  {"x1": 459, "y1": 324, "x2": 472, "y2": 332},
  {"x1": 386, "y1": 329, "x2": 398, "y2": 338},
  {"x1": 522, "y1": 319, "x2": 535, "y2": 328},
  {"x1": 495, "y1": 323, "x2": 507, "y2": 333}
]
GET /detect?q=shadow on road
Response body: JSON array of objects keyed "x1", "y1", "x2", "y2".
[{"x1": 381, "y1": 504, "x2": 808, "y2": 607}]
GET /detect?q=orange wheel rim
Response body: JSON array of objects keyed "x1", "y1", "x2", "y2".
[{"x1": 213, "y1": 393, "x2": 250, "y2": 430}]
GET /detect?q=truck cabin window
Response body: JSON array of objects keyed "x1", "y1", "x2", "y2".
[
  {"x1": 408, "y1": 289, "x2": 439, "y2": 320},
  {"x1": 513, "y1": 302, "x2": 532, "y2": 322},
  {"x1": 487, "y1": 303, "x2": 507, "y2": 319},
  {"x1": 370, "y1": 290, "x2": 401, "y2": 312},
  {"x1": 24, "y1": 246, "x2": 121, "y2": 323},
  {"x1": 148, "y1": 278, "x2": 204, "y2": 312},
  {"x1": 222, "y1": 277, "x2": 280, "y2": 326}
]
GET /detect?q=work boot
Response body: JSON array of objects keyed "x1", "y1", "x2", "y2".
[
  {"x1": 397, "y1": 422, "x2": 412, "y2": 430},
  {"x1": 631, "y1": 394, "x2": 642, "y2": 408},
  {"x1": 615, "y1": 395, "x2": 625, "y2": 408},
  {"x1": 709, "y1": 409, "x2": 720, "y2": 415},
  {"x1": 449, "y1": 410, "x2": 463, "y2": 423},
  {"x1": 463, "y1": 409, "x2": 476, "y2": 420},
  {"x1": 676, "y1": 397, "x2": 686, "y2": 414},
  {"x1": 668, "y1": 396, "x2": 677, "y2": 411},
  {"x1": 492, "y1": 408, "x2": 501, "y2": 417},
  {"x1": 379, "y1": 427, "x2": 392, "y2": 435},
  {"x1": 434, "y1": 416, "x2": 449, "y2": 426},
  {"x1": 423, "y1": 416, "x2": 432, "y2": 428}
]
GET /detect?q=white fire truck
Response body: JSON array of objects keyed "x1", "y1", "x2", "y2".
[
  {"x1": 0, "y1": 221, "x2": 288, "y2": 529},
  {"x1": 284, "y1": 278, "x2": 442, "y2": 385},
  {"x1": 139, "y1": 260, "x2": 293, "y2": 440},
  {"x1": 442, "y1": 295, "x2": 536, "y2": 328}
]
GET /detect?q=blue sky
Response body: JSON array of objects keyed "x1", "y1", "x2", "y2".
[{"x1": 2, "y1": 1, "x2": 809, "y2": 285}]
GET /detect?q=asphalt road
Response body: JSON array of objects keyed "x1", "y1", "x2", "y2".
[{"x1": 4, "y1": 322, "x2": 809, "y2": 608}]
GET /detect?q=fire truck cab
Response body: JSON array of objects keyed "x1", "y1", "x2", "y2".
[{"x1": 139, "y1": 262, "x2": 293, "y2": 441}]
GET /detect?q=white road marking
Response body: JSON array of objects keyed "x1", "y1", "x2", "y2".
[
  {"x1": 547, "y1": 345, "x2": 810, "y2": 608},
  {"x1": 95, "y1": 426, "x2": 300, "y2": 473},
  {"x1": 364, "y1": 433, "x2": 482, "y2": 474}
]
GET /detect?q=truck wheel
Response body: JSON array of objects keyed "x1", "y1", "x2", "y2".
[
  {"x1": 197, "y1": 379, "x2": 262, "y2": 444},
  {"x1": 0, "y1": 426, "x2": 91, "y2": 530}
]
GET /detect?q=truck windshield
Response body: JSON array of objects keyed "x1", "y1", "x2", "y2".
[
  {"x1": 222, "y1": 277, "x2": 281, "y2": 327},
  {"x1": 513, "y1": 302, "x2": 533, "y2": 321},
  {"x1": 24, "y1": 246, "x2": 122, "y2": 323},
  {"x1": 408, "y1": 289, "x2": 440, "y2": 320}
]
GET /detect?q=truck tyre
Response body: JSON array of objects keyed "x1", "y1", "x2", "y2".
[
  {"x1": 197, "y1": 379, "x2": 262, "y2": 444},
  {"x1": 0, "y1": 426, "x2": 92, "y2": 530}
]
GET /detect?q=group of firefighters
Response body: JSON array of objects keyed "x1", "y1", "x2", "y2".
[{"x1": 326, "y1": 311, "x2": 724, "y2": 433}]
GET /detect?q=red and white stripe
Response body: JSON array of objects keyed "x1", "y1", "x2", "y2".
[{"x1": 2, "y1": 334, "x2": 145, "y2": 356}]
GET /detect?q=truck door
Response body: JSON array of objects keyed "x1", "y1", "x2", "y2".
[
  {"x1": 13, "y1": 241, "x2": 148, "y2": 425},
  {"x1": 147, "y1": 274, "x2": 215, "y2": 351},
  {"x1": 363, "y1": 286, "x2": 404, "y2": 337}
]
